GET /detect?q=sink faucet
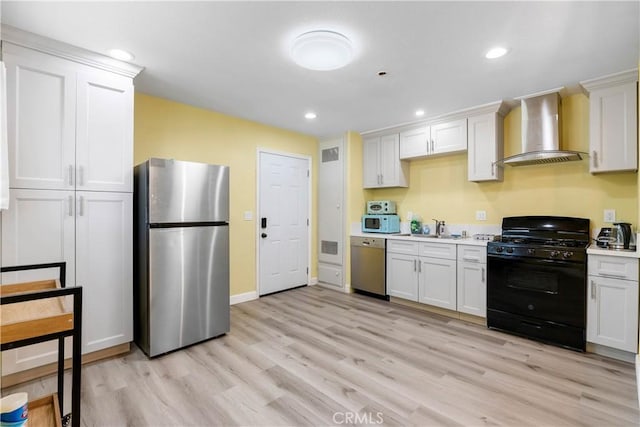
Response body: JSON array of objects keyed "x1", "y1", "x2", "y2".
[{"x1": 433, "y1": 219, "x2": 446, "y2": 236}]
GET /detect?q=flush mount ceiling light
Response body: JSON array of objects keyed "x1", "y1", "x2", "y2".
[
  {"x1": 107, "y1": 48, "x2": 135, "y2": 62},
  {"x1": 485, "y1": 47, "x2": 508, "y2": 59},
  {"x1": 290, "y1": 30, "x2": 354, "y2": 71},
  {"x1": 304, "y1": 112, "x2": 317, "y2": 119},
  {"x1": 415, "y1": 109, "x2": 425, "y2": 117}
]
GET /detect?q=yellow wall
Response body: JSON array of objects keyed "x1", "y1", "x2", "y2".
[
  {"x1": 364, "y1": 93, "x2": 638, "y2": 233},
  {"x1": 134, "y1": 93, "x2": 318, "y2": 297}
]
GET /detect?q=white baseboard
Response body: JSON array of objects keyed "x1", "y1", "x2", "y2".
[
  {"x1": 230, "y1": 291, "x2": 258, "y2": 305},
  {"x1": 310, "y1": 276, "x2": 318, "y2": 285}
]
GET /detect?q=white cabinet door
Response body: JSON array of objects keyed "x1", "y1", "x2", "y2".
[
  {"x1": 399, "y1": 125, "x2": 429, "y2": 159},
  {"x1": 467, "y1": 112, "x2": 503, "y2": 182},
  {"x1": 362, "y1": 134, "x2": 408, "y2": 188},
  {"x1": 387, "y1": 252, "x2": 418, "y2": 301},
  {"x1": 431, "y1": 118, "x2": 467, "y2": 155},
  {"x1": 3, "y1": 44, "x2": 76, "y2": 191},
  {"x1": 379, "y1": 134, "x2": 404, "y2": 187},
  {"x1": 362, "y1": 137, "x2": 381, "y2": 188},
  {"x1": 587, "y1": 275, "x2": 639, "y2": 352},
  {"x1": 418, "y1": 257, "x2": 457, "y2": 310},
  {"x1": 76, "y1": 71, "x2": 134, "y2": 192},
  {"x1": 76, "y1": 191, "x2": 133, "y2": 354},
  {"x1": 1, "y1": 188, "x2": 76, "y2": 374},
  {"x1": 588, "y1": 81, "x2": 637, "y2": 173},
  {"x1": 457, "y1": 261, "x2": 486, "y2": 317}
]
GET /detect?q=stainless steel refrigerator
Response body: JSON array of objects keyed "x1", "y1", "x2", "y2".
[{"x1": 134, "y1": 158, "x2": 230, "y2": 357}]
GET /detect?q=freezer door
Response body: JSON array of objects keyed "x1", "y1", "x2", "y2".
[
  {"x1": 147, "y1": 158, "x2": 229, "y2": 223},
  {"x1": 148, "y1": 225, "x2": 229, "y2": 356}
]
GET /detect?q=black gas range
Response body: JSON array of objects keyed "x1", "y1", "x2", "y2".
[{"x1": 487, "y1": 216, "x2": 590, "y2": 351}]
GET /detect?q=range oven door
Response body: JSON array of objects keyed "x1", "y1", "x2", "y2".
[{"x1": 487, "y1": 253, "x2": 587, "y2": 351}]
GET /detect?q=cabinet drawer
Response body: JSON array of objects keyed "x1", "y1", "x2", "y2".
[
  {"x1": 387, "y1": 239, "x2": 419, "y2": 255},
  {"x1": 419, "y1": 242, "x2": 456, "y2": 260},
  {"x1": 588, "y1": 255, "x2": 638, "y2": 281},
  {"x1": 457, "y1": 245, "x2": 487, "y2": 264}
]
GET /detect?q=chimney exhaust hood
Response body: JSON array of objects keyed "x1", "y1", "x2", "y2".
[{"x1": 496, "y1": 90, "x2": 586, "y2": 167}]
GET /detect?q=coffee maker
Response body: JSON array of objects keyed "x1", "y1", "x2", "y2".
[{"x1": 599, "y1": 223, "x2": 635, "y2": 250}]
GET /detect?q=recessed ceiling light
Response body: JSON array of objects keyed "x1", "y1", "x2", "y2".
[
  {"x1": 108, "y1": 48, "x2": 135, "y2": 62},
  {"x1": 485, "y1": 47, "x2": 508, "y2": 59},
  {"x1": 415, "y1": 109, "x2": 425, "y2": 117},
  {"x1": 291, "y1": 30, "x2": 353, "y2": 71},
  {"x1": 305, "y1": 112, "x2": 317, "y2": 120}
]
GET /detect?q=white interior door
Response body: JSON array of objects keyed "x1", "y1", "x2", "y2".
[{"x1": 259, "y1": 151, "x2": 309, "y2": 296}]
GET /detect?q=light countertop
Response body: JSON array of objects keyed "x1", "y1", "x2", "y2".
[
  {"x1": 351, "y1": 231, "x2": 491, "y2": 247},
  {"x1": 587, "y1": 245, "x2": 640, "y2": 259}
]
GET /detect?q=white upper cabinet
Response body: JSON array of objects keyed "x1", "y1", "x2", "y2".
[
  {"x1": 76, "y1": 71, "x2": 134, "y2": 192},
  {"x1": 363, "y1": 134, "x2": 409, "y2": 188},
  {"x1": 467, "y1": 102, "x2": 508, "y2": 182},
  {"x1": 399, "y1": 125, "x2": 429, "y2": 159},
  {"x1": 431, "y1": 118, "x2": 467, "y2": 155},
  {"x1": 4, "y1": 41, "x2": 136, "y2": 192},
  {"x1": 581, "y1": 69, "x2": 638, "y2": 174},
  {"x1": 399, "y1": 118, "x2": 467, "y2": 160},
  {"x1": 4, "y1": 45, "x2": 76, "y2": 191}
]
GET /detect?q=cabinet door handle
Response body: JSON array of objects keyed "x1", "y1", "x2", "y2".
[
  {"x1": 68, "y1": 196, "x2": 73, "y2": 216},
  {"x1": 481, "y1": 267, "x2": 485, "y2": 282},
  {"x1": 78, "y1": 196, "x2": 84, "y2": 217},
  {"x1": 418, "y1": 261, "x2": 421, "y2": 273},
  {"x1": 590, "y1": 280, "x2": 596, "y2": 299},
  {"x1": 592, "y1": 151, "x2": 598, "y2": 168},
  {"x1": 68, "y1": 165, "x2": 74, "y2": 186},
  {"x1": 78, "y1": 165, "x2": 84, "y2": 186},
  {"x1": 431, "y1": 139, "x2": 434, "y2": 152},
  {"x1": 413, "y1": 259, "x2": 417, "y2": 272}
]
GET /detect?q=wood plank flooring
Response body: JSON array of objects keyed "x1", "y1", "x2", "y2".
[{"x1": 4, "y1": 285, "x2": 639, "y2": 426}]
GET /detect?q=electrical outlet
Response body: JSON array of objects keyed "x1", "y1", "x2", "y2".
[
  {"x1": 476, "y1": 210, "x2": 487, "y2": 221},
  {"x1": 604, "y1": 209, "x2": 616, "y2": 223}
]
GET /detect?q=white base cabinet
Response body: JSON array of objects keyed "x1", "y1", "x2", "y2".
[
  {"x1": 1, "y1": 190, "x2": 133, "y2": 373},
  {"x1": 581, "y1": 69, "x2": 638, "y2": 173},
  {"x1": 587, "y1": 255, "x2": 639, "y2": 353},
  {"x1": 456, "y1": 245, "x2": 487, "y2": 317},
  {"x1": 386, "y1": 240, "x2": 457, "y2": 310}
]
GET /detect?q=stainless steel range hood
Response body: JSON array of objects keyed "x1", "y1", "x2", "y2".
[{"x1": 498, "y1": 91, "x2": 586, "y2": 167}]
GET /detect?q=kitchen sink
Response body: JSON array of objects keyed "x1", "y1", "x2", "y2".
[{"x1": 409, "y1": 234, "x2": 463, "y2": 240}]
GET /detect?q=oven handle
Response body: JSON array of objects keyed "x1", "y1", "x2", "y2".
[
  {"x1": 487, "y1": 254, "x2": 583, "y2": 268},
  {"x1": 506, "y1": 283, "x2": 559, "y2": 295}
]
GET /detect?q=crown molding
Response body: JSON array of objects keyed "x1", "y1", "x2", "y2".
[
  {"x1": 1, "y1": 24, "x2": 144, "y2": 78},
  {"x1": 580, "y1": 69, "x2": 638, "y2": 93}
]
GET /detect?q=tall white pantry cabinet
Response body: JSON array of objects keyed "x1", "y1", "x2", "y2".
[{"x1": 0, "y1": 26, "x2": 142, "y2": 375}]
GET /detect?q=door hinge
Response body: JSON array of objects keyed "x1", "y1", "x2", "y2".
[
  {"x1": 307, "y1": 169, "x2": 309, "y2": 177},
  {"x1": 307, "y1": 218, "x2": 309, "y2": 226},
  {"x1": 306, "y1": 267, "x2": 309, "y2": 274}
]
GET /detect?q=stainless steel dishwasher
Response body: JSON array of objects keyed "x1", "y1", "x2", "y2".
[{"x1": 350, "y1": 236, "x2": 388, "y2": 299}]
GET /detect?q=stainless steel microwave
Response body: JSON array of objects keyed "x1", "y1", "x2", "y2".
[{"x1": 362, "y1": 214, "x2": 400, "y2": 233}]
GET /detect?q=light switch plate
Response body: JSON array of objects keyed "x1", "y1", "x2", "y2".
[
  {"x1": 476, "y1": 210, "x2": 487, "y2": 221},
  {"x1": 243, "y1": 211, "x2": 253, "y2": 221},
  {"x1": 604, "y1": 209, "x2": 616, "y2": 223}
]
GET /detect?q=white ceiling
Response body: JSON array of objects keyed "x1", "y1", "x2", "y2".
[{"x1": 2, "y1": 1, "x2": 638, "y2": 139}]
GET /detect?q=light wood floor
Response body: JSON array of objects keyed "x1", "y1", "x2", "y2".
[{"x1": 5, "y1": 285, "x2": 640, "y2": 426}]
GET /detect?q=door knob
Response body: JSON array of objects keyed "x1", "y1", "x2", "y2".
[{"x1": 261, "y1": 233, "x2": 268, "y2": 238}]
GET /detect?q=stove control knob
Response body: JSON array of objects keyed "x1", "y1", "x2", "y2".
[
  {"x1": 562, "y1": 251, "x2": 574, "y2": 259},
  {"x1": 550, "y1": 250, "x2": 560, "y2": 258},
  {"x1": 506, "y1": 247, "x2": 514, "y2": 254},
  {"x1": 527, "y1": 248, "x2": 535, "y2": 255},
  {"x1": 496, "y1": 246, "x2": 504, "y2": 253}
]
